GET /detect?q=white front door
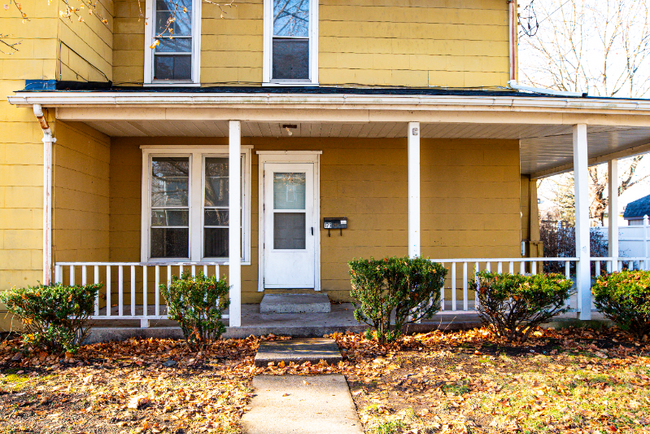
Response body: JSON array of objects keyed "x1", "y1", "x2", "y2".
[{"x1": 263, "y1": 162, "x2": 317, "y2": 288}]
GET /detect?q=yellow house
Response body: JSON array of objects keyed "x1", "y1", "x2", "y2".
[{"x1": 2, "y1": 0, "x2": 650, "y2": 329}]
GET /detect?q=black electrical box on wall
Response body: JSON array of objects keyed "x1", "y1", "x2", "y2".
[{"x1": 324, "y1": 217, "x2": 347, "y2": 229}]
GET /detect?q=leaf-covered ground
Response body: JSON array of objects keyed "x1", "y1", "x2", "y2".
[
  {"x1": 1, "y1": 327, "x2": 649, "y2": 433},
  {"x1": 333, "y1": 327, "x2": 650, "y2": 434}
]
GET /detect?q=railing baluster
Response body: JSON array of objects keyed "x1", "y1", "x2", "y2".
[
  {"x1": 440, "y1": 262, "x2": 445, "y2": 311},
  {"x1": 118, "y1": 265, "x2": 124, "y2": 317},
  {"x1": 565, "y1": 261, "x2": 570, "y2": 279},
  {"x1": 520, "y1": 261, "x2": 525, "y2": 274},
  {"x1": 595, "y1": 261, "x2": 601, "y2": 277},
  {"x1": 497, "y1": 262, "x2": 502, "y2": 273},
  {"x1": 94, "y1": 265, "x2": 99, "y2": 316},
  {"x1": 191, "y1": 265, "x2": 196, "y2": 277},
  {"x1": 142, "y1": 266, "x2": 148, "y2": 318},
  {"x1": 106, "y1": 266, "x2": 112, "y2": 317},
  {"x1": 55, "y1": 264, "x2": 62, "y2": 284},
  {"x1": 509, "y1": 261, "x2": 514, "y2": 274},
  {"x1": 131, "y1": 265, "x2": 136, "y2": 316},
  {"x1": 167, "y1": 265, "x2": 172, "y2": 286},
  {"x1": 82, "y1": 265, "x2": 87, "y2": 285},
  {"x1": 474, "y1": 262, "x2": 479, "y2": 309},
  {"x1": 486, "y1": 262, "x2": 491, "y2": 273},
  {"x1": 155, "y1": 265, "x2": 160, "y2": 317},
  {"x1": 179, "y1": 265, "x2": 183, "y2": 276},
  {"x1": 203, "y1": 264, "x2": 208, "y2": 276},
  {"x1": 451, "y1": 262, "x2": 457, "y2": 312},
  {"x1": 70, "y1": 265, "x2": 76, "y2": 286},
  {"x1": 463, "y1": 262, "x2": 468, "y2": 311},
  {"x1": 532, "y1": 261, "x2": 537, "y2": 275}
]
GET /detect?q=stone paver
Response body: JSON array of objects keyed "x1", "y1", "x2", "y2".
[
  {"x1": 254, "y1": 337, "x2": 342, "y2": 367},
  {"x1": 241, "y1": 375, "x2": 364, "y2": 434}
]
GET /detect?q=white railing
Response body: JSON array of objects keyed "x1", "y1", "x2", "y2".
[
  {"x1": 54, "y1": 262, "x2": 227, "y2": 328},
  {"x1": 431, "y1": 257, "x2": 579, "y2": 312}
]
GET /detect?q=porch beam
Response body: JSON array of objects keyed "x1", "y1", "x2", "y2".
[
  {"x1": 408, "y1": 121, "x2": 421, "y2": 258},
  {"x1": 608, "y1": 159, "x2": 619, "y2": 270},
  {"x1": 229, "y1": 120, "x2": 242, "y2": 327},
  {"x1": 573, "y1": 124, "x2": 591, "y2": 320}
]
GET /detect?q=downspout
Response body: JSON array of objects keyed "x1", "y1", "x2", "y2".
[
  {"x1": 33, "y1": 104, "x2": 56, "y2": 286},
  {"x1": 508, "y1": 0, "x2": 517, "y2": 82}
]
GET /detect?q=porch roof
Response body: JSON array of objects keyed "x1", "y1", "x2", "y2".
[{"x1": 9, "y1": 89, "x2": 650, "y2": 178}]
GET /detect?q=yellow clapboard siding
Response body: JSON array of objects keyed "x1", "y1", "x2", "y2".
[{"x1": 108, "y1": 136, "x2": 520, "y2": 302}]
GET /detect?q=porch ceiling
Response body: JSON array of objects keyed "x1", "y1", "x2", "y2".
[
  {"x1": 9, "y1": 91, "x2": 650, "y2": 178},
  {"x1": 79, "y1": 119, "x2": 650, "y2": 178}
]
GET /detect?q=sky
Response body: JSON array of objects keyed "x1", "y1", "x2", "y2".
[{"x1": 517, "y1": 0, "x2": 650, "y2": 223}]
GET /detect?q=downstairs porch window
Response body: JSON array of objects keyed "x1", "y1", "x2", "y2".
[{"x1": 143, "y1": 148, "x2": 250, "y2": 263}]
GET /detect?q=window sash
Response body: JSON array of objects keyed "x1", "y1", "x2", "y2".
[{"x1": 142, "y1": 148, "x2": 250, "y2": 263}]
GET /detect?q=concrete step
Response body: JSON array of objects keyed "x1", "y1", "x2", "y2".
[
  {"x1": 254, "y1": 337, "x2": 342, "y2": 367},
  {"x1": 260, "y1": 293, "x2": 331, "y2": 314}
]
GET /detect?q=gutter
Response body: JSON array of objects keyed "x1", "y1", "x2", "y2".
[
  {"x1": 8, "y1": 92, "x2": 650, "y2": 114},
  {"x1": 508, "y1": 0, "x2": 517, "y2": 82},
  {"x1": 508, "y1": 80, "x2": 586, "y2": 98},
  {"x1": 33, "y1": 104, "x2": 55, "y2": 286}
]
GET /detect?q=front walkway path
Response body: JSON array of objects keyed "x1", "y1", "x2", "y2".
[{"x1": 241, "y1": 338, "x2": 364, "y2": 434}]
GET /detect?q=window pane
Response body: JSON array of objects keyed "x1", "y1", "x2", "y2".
[
  {"x1": 274, "y1": 213, "x2": 306, "y2": 249},
  {"x1": 154, "y1": 55, "x2": 191, "y2": 80},
  {"x1": 273, "y1": 0, "x2": 309, "y2": 37},
  {"x1": 152, "y1": 157, "x2": 189, "y2": 207},
  {"x1": 156, "y1": 0, "x2": 192, "y2": 36},
  {"x1": 204, "y1": 210, "x2": 229, "y2": 226},
  {"x1": 151, "y1": 228, "x2": 189, "y2": 258},
  {"x1": 205, "y1": 158, "x2": 229, "y2": 207},
  {"x1": 152, "y1": 210, "x2": 189, "y2": 226},
  {"x1": 156, "y1": 37, "x2": 192, "y2": 53},
  {"x1": 274, "y1": 172, "x2": 306, "y2": 209},
  {"x1": 272, "y1": 39, "x2": 309, "y2": 80},
  {"x1": 204, "y1": 228, "x2": 228, "y2": 257}
]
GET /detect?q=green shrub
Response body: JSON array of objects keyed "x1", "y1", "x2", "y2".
[
  {"x1": 0, "y1": 283, "x2": 102, "y2": 353},
  {"x1": 160, "y1": 271, "x2": 230, "y2": 350},
  {"x1": 592, "y1": 270, "x2": 650, "y2": 339},
  {"x1": 471, "y1": 272, "x2": 574, "y2": 343},
  {"x1": 349, "y1": 257, "x2": 447, "y2": 344}
]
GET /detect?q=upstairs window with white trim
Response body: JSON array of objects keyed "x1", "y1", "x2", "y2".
[
  {"x1": 142, "y1": 148, "x2": 251, "y2": 263},
  {"x1": 145, "y1": 0, "x2": 201, "y2": 85},
  {"x1": 264, "y1": 0, "x2": 318, "y2": 84}
]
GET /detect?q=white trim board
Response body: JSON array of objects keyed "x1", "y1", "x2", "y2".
[{"x1": 257, "y1": 151, "x2": 321, "y2": 291}]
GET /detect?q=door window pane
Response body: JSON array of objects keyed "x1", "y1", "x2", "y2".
[
  {"x1": 273, "y1": 172, "x2": 306, "y2": 209},
  {"x1": 274, "y1": 213, "x2": 306, "y2": 249}
]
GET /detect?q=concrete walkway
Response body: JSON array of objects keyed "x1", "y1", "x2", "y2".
[{"x1": 242, "y1": 337, "x2": 363, "y2": 434}]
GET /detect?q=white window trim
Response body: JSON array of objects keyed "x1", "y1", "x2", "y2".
[
  {"x1": 263, "y1": 0, "x2": 319, "y2": 86},
  {"x1": 141, "y1": 146, "x2": 252, "y2": 264},
  {"x1": 256, "y1": 151, "x2": 322, "y2": 291},
  {"x1": 144, "y1": 0, "x2": 202, "y2": 86}
]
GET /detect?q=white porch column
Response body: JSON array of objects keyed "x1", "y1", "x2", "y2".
[
  {"x1": 608, "y1": 159, "x2": 619, "y2": 271},
  {"x1": 573, "y1": 124, "x2": 591, "y2": 320},
  {"x1": 408, "y1": 122, "x2": 421, "y2": 258},
  {"x1": 229, "y1": 121, "x2": 242, "y2": 327}
]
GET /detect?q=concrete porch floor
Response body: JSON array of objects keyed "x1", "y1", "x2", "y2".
[{"x1": 85, "y1": 303, "x2": 607, "y2": 344}]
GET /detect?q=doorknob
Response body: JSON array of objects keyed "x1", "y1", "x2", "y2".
[{"x1": 311, "y1": 227, "x2": 314, "y2": 236}]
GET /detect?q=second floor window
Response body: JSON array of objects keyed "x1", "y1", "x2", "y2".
[
  {"x1": 264, "y1": 0, "x2": 318, "y2": 84},
  {"x1": 146, "y1": 0, "x2": 201, "y2": 84}
]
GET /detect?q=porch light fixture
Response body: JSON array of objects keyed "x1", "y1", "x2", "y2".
[{"x1": 282, "y1": 124, "x2": 297, "y2": 136}]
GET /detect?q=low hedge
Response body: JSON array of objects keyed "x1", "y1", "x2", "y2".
[
  {"x1": 471, "y1": 272, "x2": 574, "y2": 343},
  {"x1": 592, "y1": 270, "x2": 650, "y2": 339},
  {"x1": 0, "y1": 282, "x2": 102, "y2": 353},
  {"x1": 349, "y1": 256, "x2": 447, "y2": 344},
  {"x1": 160, "y1": 271, "x2": 230, "y2": 350}
]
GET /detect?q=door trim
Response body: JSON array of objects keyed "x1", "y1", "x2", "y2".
[{"x1": 257, "y1": 151, "x2": 322, "y2": 292}]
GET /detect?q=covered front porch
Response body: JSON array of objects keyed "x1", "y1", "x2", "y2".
[{"x1": 9, "y1": 89, "x2": 650, "y2": 330}]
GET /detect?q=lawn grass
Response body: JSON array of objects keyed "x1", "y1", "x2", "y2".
[{"x1": 334, "y1": 327, "x2": 650, "y2": 433}]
